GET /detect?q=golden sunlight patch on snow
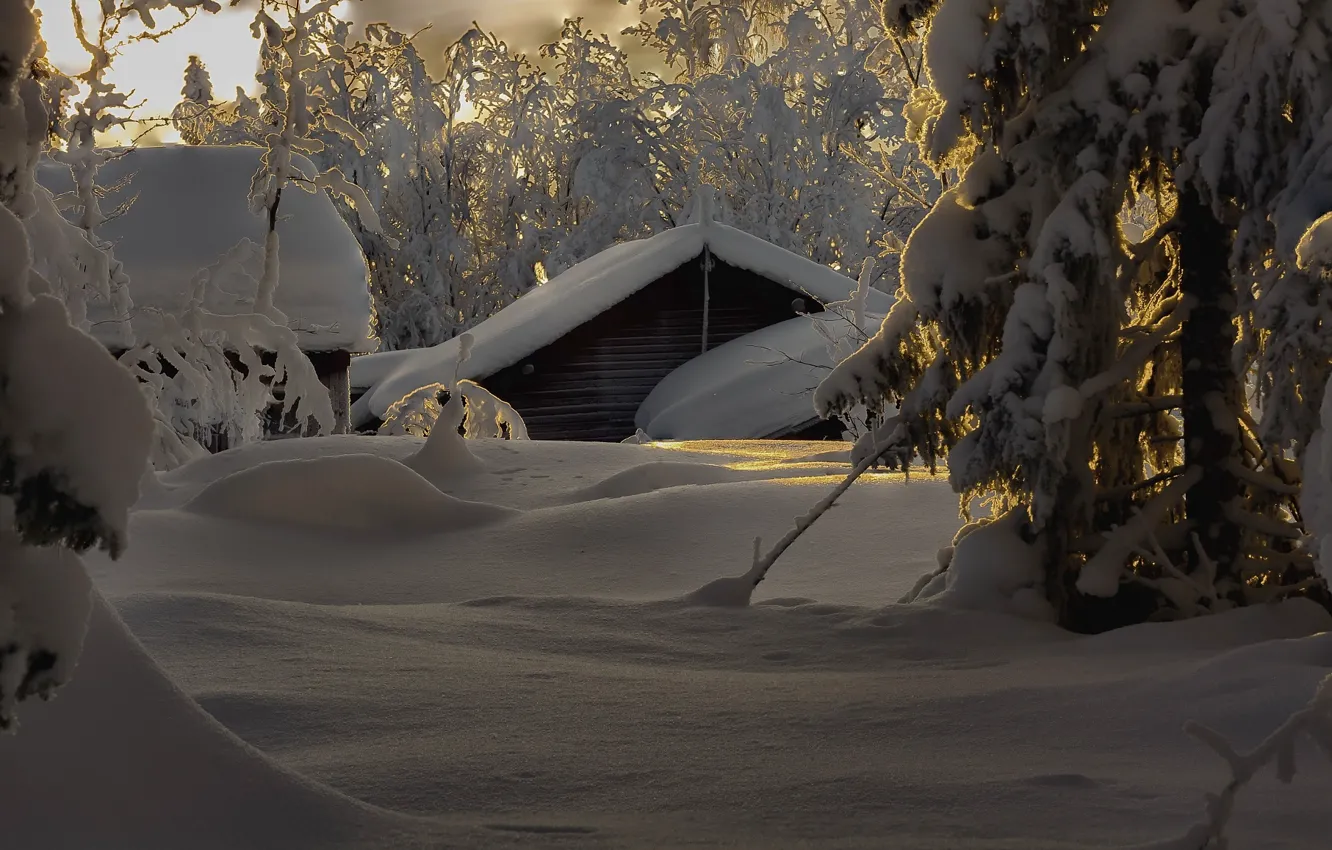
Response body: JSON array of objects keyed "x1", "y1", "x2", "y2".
[{"x1": 653, "y1": 440, "x2": 925, "y2": 485}]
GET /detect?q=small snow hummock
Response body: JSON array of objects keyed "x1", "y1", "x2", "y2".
[
  {"x1": 185, "y1": 453, "x2": 514, "y2": 533},
  {"x1": 908, "y1": 511, "x2": 1056, "y2": 622}
]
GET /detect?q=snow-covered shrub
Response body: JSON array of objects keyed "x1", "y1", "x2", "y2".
[
  {"x1": 1, "y1": 3, "x2": 152, "y2": 730},
  {"x1": 378, "y1": 335, "x2": 528, "y2": 440},
  {"x1": 118, "y1": 238, "x2": 336, "y2": 469},
  {"x1": 905, "y1": 511, "x2": 1055, "y2": 622}
]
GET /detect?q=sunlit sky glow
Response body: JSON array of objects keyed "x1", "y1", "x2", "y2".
[{"x1": 34, "y1": 0, "x2": 636, "y2": 142}]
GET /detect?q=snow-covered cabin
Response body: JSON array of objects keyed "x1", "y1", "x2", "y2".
[
  {"x1": 352, "y1": 215, "x2": 890, "y2": 441},
  {"x1": 37, "y1": 145, "x2": 374, "y2": 436}
]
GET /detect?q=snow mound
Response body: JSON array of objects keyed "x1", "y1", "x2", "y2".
[
  {"x1": 37, "y1": 146, "x2": 373, "y2": 353},
  {"x1": 557, "y1": 461, "x2": 755, "y2": 504},
  {"x1": 0, "y1": 595, "x2": 412, "y2": 850},
  {"x1": 685, "y1": 574, "x2": 759, "y2": 607},
  {"x1": 350, "y1": 222, "x2": 892, "y2": 424},
  {"x1": 185, "y1": 453, "x2": 515, "y2": 532},
  {"x1": 913, "y1": 511, "x2": 1056, "y2": 622},
  {"x1": 636, "y1": 314, "x2": 881, "y2": 440}
]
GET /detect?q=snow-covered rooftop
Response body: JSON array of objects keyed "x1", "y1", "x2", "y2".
[
  {"x1": 37, "y1": 145, "x2": 374, "y2": 353},
  {"x1": 635, "y1": 313, "x2": 881, "y2": 441},
  {"x1": 351, "y1": 220, "x2": 890, "y2": 423}
]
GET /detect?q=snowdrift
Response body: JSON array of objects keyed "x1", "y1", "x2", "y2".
[
  {"x1": 0, "y1": 595, "x2": 415, "y2": 850},
  {"x1": 184, "y1": 453, "x2": 516, "y2": 532},
  {"x1": 555, "y1": 460, "x2": 757, "y2": 503}
]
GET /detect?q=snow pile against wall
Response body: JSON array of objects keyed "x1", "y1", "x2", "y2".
[
  {"x1": 636, "y1": 314, "x2": 882, "y2": 440},
  {"x1": 37, "y1": 145, "x2": 374, "y2": 353},
  {"x1": 350, "y1": 222, "x2": 890, "y2": 424}
]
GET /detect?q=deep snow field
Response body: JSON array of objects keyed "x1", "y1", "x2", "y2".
[{"x1": 3, "y1": 437, "x2": 1331, "y2": 849}]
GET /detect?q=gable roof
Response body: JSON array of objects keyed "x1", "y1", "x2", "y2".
[
  {"x1": 37, "y1": 145, "x2": 374, "y2": 354},
  {"x1": 351, "y1": 221, "x2": 889, "y2": 425}
]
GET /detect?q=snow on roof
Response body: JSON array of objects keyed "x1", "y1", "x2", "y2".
[
  {"x1": 635, "y1": 313, "x2": 880, "y2": 441},
  {"x1": 37, "y1": 145, "x2": 374, "y2": 353},
  {"x1": 351, "y1": 220, "x2": 889, "y2": 423}
]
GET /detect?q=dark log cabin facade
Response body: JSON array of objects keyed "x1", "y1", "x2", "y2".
[
  {"x1": 352, "y1": 223, "x2": 877, "y2": 442},
  {"x1": 482, "y1": 253, "x2": 832, "y2": 441}
]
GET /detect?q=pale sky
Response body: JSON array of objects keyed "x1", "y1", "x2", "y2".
[{"x1": 35, "y1": 0, "x2": 636, "y2": 137}]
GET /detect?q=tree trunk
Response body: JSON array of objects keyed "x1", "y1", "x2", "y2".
[{"x1": 1176, "y1": 183, "x2": 1242, "y2": 587}]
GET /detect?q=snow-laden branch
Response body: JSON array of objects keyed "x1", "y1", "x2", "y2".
[
  {"x1": 1078, "y1": 467, "x2": 1203, "y2": 597},
  {"x1": 687, "y1": 425, "x2": 910, "y2": 606},
  {"x1": 1128, "y1": 674, "x2": 1332, "y2": 850}
]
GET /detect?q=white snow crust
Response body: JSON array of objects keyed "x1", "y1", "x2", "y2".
[
  {"x1": 36, "y1": 145, "x2": 374, "y2": 353},
  {"x1": 4, "y1": 437, "x2": 1331, "y2": 849},
  {"x1": 351, "y1": 223, "x2": 891, "y2": 423}
]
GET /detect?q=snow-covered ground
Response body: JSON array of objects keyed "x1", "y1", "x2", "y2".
[{"x1": 3, "y1": 437, "x2": 1330, "y2": 849}]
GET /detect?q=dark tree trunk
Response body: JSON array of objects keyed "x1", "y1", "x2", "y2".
[{"x1": 1176, "y1": 183, "x2": 1242, "y2": 586}]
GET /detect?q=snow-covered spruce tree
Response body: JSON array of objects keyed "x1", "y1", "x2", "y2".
[
  {"x1": 817, "y1": 0, "x2": 1322, "y2": 630},
  {"x1": 169, "y1": 53, "x2": 215, "y2": 145},
  {"x1": 0, "y1": 1, "x2": 152, "y2": 729},
  {"x1": 1179, "y1": 1, "x2": 1332, "y2": 607}
]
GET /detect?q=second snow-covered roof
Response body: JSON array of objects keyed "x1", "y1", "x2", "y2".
[
  {"x1": 37, "y1": 145, "x2": 374, "y2": 353},
  {"x1": 635, "y1": 313, "x2": 883, "y2": 441},
  {"x1": 352, "y1": 221, "x2": 887, "y2": 423}
]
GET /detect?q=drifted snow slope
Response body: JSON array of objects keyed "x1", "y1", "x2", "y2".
[{"x1": 5, "y1": 438, "x2": 1332, "y2": 849}]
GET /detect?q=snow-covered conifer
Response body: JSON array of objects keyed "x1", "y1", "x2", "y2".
[
  {"x1": 171, "y1": 54, "x2": 216, "y2": 145},
  {"x1": 1, "y1": 1, "x2": 152, "y2": 729},
  {"x1": 815, "y1": 0, "x2": 1324, "y2": 629}
]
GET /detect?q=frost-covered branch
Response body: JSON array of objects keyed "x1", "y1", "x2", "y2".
[
  {"x1": 1078, "y1": 468, "x2": 1203, "y2": 598},
  {"x1": 1129, "y1": 675, "x2": 1332, "y2": 850},
  {"x1": 688, "y1": 427, "x2": 910, "y2": 606}
]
